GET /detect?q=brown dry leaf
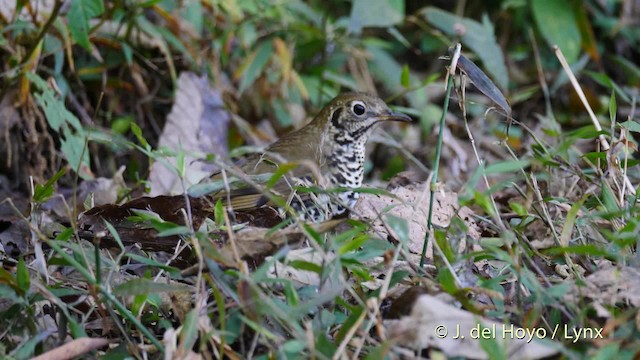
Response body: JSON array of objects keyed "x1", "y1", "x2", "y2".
[
  {"x1": 79, "y1": 192, "x2": 344, "y2": 268},
  {"x1": 0, "y1": 218, "x2": 30, "y2": 259},
  {"x1": 386, "y1": 294, "x2": 558, "y2": 359},
  {"x1": 0, "y1": 192, "x2": 30, "y2": 259},
  {"x1": 148, "y1": 72, "x2": 231, "y2": 196},
  {"x1": 77, "y1": 195, "x2": 212, "y2": 249},
  {"x1": 214, "y1": 219, "x2": 344, "y2": 267},
  {"x1": 566, "y1": 261, "x2": 640, "y2": 308},
  {"x1": 31, "y1": 337, "x2": 109, "y2": 360},
  {"x1": 355, "y1": 181, "x2": 480, "y2": 259},
  {"x1": 267, "y1": 247, "x2": 335, "y2": 287},
  {"x1": 43, "y1": 167, "x2": 126, "y2": 222}
]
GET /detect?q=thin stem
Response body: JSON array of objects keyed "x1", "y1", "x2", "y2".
[{"x1": 420, "y1": 44, "x2": 460, "y2": 268}]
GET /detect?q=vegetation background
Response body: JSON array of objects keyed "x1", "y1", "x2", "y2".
[{"x1": 1, "y1": 0, "x2": 639, "y2": 359}]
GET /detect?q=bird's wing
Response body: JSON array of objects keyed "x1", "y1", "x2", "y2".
[{"x1": 204, "y1": 153, "x2": 318, "y2": 211}]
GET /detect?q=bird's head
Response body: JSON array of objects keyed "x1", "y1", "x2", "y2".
[{"x1": 319, "y1": 92, "x2": 412, "y2": 141}]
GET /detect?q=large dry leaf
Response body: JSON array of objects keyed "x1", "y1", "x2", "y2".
[
  {"x1": 31, "y1": 337, "x2": 109, "y2": 360},
  {"x1": 566, "y1": 261, "x2": 640, "y2": 308},
  {"x1": 148, "y1": 72, "x2": 231, "y2": 195},
  {"x1": 42, "y1": 167, "x2": 126, "y2": 222},
  {"x1": 386, "y1": 294, "x2": 559, "y2": 359},
  {"x1": 354, "y1": 181, "x2": 480, "y2": 259},
  {"x1": 78, "y1": 193, "x2": 344, "y2": 268}
]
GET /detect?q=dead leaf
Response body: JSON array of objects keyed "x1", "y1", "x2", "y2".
[
  {"x1": 268, "y1": 247, "x2": 335, "y2": 287},
  {"x1": 386, "y1": 294, "x2": 558, "y2": 359},
  {"x1": 354, "y1": 181, "x2": 480, "y2": 259},
  {"x1": 212, "y1": 219, "x2": 344, "y2": 267},
  {"x1": 77, "y1": 195, "x2": 212, "y2": 251},
  {"x1": 79, "y1": 193, "x2": 344, "y2": 268},
  {"x1": 31, "y1": 337, "x2": 109, "y2": 360},
  {"x1": 148, "y1": 72, "x2": 231, "y2": 196},
  {"x1": 566, "y1": 261, "x2": 640, "y2": 308},
  {"x1": 42, "y1": 167, "x2": 126, "y2": 222},
  {"x1": 0, "y1": 192, "x2": 31, "y2": 258}
]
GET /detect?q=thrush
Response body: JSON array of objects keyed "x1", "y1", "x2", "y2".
[
  {"x1": 208, "y1": 92, "x2": 412, "y2": 221},
  {"x1": 77, "y1": 93, "x2": 411, "y2": 251}
]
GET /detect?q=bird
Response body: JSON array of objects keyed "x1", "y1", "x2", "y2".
[
  {"x1": 207, "y1": 92, "x2": 412, "y2": 221},
  {"x1": 77, "y1": 93, "x2": 411, "y2": 254}
]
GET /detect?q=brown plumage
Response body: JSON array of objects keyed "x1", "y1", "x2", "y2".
[{"x1": 208, "y1": 92, "x2": 412, "y2": 220}]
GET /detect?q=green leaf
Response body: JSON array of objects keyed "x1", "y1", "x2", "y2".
[
  {"x1": 335, "y1": 306, "x2": 364, "y2": 343},
  {"x1": 130, "y1": 123, "x2": 149, "y2": 148},
  {"x1": 559, "y1": 194, "x2": 588, "y2": 247},
  {"x1": 385, "y1": 215, "x2": 409, "y2": 243},
  {"x1": 16, "y1": 257, "x2": 30, "y2": 295},
  {"x1": 121, "y1": 42, "x2": 133, "y2": 66},
  {"x1": 11, "y1": 332, "x2": 48, "y2": 359},
  {"x1": 288, "y1": 260, "x2": 322, "y2": 274},
  {"x1": 592, "y1": 343, "x2": 621, "y2": 360},
  {"x1": 421, "y1": 7, "x2": 509, "y2": 89},
  {"x1": 55, "y1": 227, "x2": 75, "y2": 241},
  {"x1": 283, "y1": 281, "x2": 300, "y2": 307},
  {"x1": 565, "y1": 125, "x2": 608, "y2": 140},
  {"x1": 68, "y1": 0, "x2": 104, "y2": 50},
  {"x1": 543, "y1": 244, "x2": 611, "y2": 257},
  {"x1": 484, "y1": 159, "x2": 530, "y2": 175},
  {"x1": 113, "y1": 278, "x2": 190, "y2": 296},
  {"x1": 601, "y1": 180, "x2": 620, "y2": 213},
  {"x1": 156, "y1": 225, "x2": 190, "y2": 237},
  {"x1": 267, "y1": 163, "x2": 298, "y2": 189},
  {"x1": 366, "y1": 42, "x2": 405, "y2": 95},
  {"x1": 400, "y1": 64, "x2": 410, "y2": 87},
  {"x1": 111, "y1": 116, "x2": 133, "y2": 134},
  {"x1": 546, "y1": 283, "x2": 570, "y2": 298},
  {"x1": 187, "y1": 173, "x2": 273, "y2": 197},
  {"x1": 531, "y1": 0, "x2": 581, "y2": 64},
  {"x1": 188, "y1": 181, "x2": 226, "y2": 197},
  {"x1": 214, "y1": 198, "x2": 224, "y2": 227},
  {"x1": 125, "y1": 254, "x2": 182, "y2": 277},
  {"x1": 436, "y1": 267, "x2": 457, "y2": 293},
  {"x1": 609, "y1": 90, "x2": 616, "y2": 124},
  {"x1": 454, "y1": 53, "x2": 511, "y2": 115},
  {"x1": 238, "y1": 41, "x2": 273, "y2": 93},
  {"x1": 609, "y1": 55, "x2": 640, "y2": 86},
  {"x1": 619, "y1": 120, "x2": 640, "y2": 133},
  {"x1": 338, "y1": 234, "x2": 368, "y2": 255},
  {"x1": 585, "y1": 71, "x2": 631, "y2": 103},
  {"x1": 349, "y1": 0, "x2": 404, "y2": 33},
  {"x1": 478, "y1": 322, "x2": 506, "y2": 360},
  {"x1": 60, "y1": 126, "x2": 90, "y2": 175},
  {"x1": 283, "y1": 340, "x2": 306, "y2": 354},
  {"x1": 508, "y1": 201, "x2": 527, "y2": 216},
  {"x1": 178, "y1": 310, "x2": 199, "y2": 355},
  {"x1": 28, "y1": 72, "x2": 91, "y2": 179},
  {"x1": 33, "y1": 168, "x2": 67, "y2": 203}
]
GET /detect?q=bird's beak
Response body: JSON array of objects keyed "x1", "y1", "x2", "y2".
[{"x1": 376, "y1": 110, "x2": 413, "y2": 123}]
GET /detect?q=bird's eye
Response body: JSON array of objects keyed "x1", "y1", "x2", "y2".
[{"x1": 352, "y1": 101, "x2": 366, "y2": 116}]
